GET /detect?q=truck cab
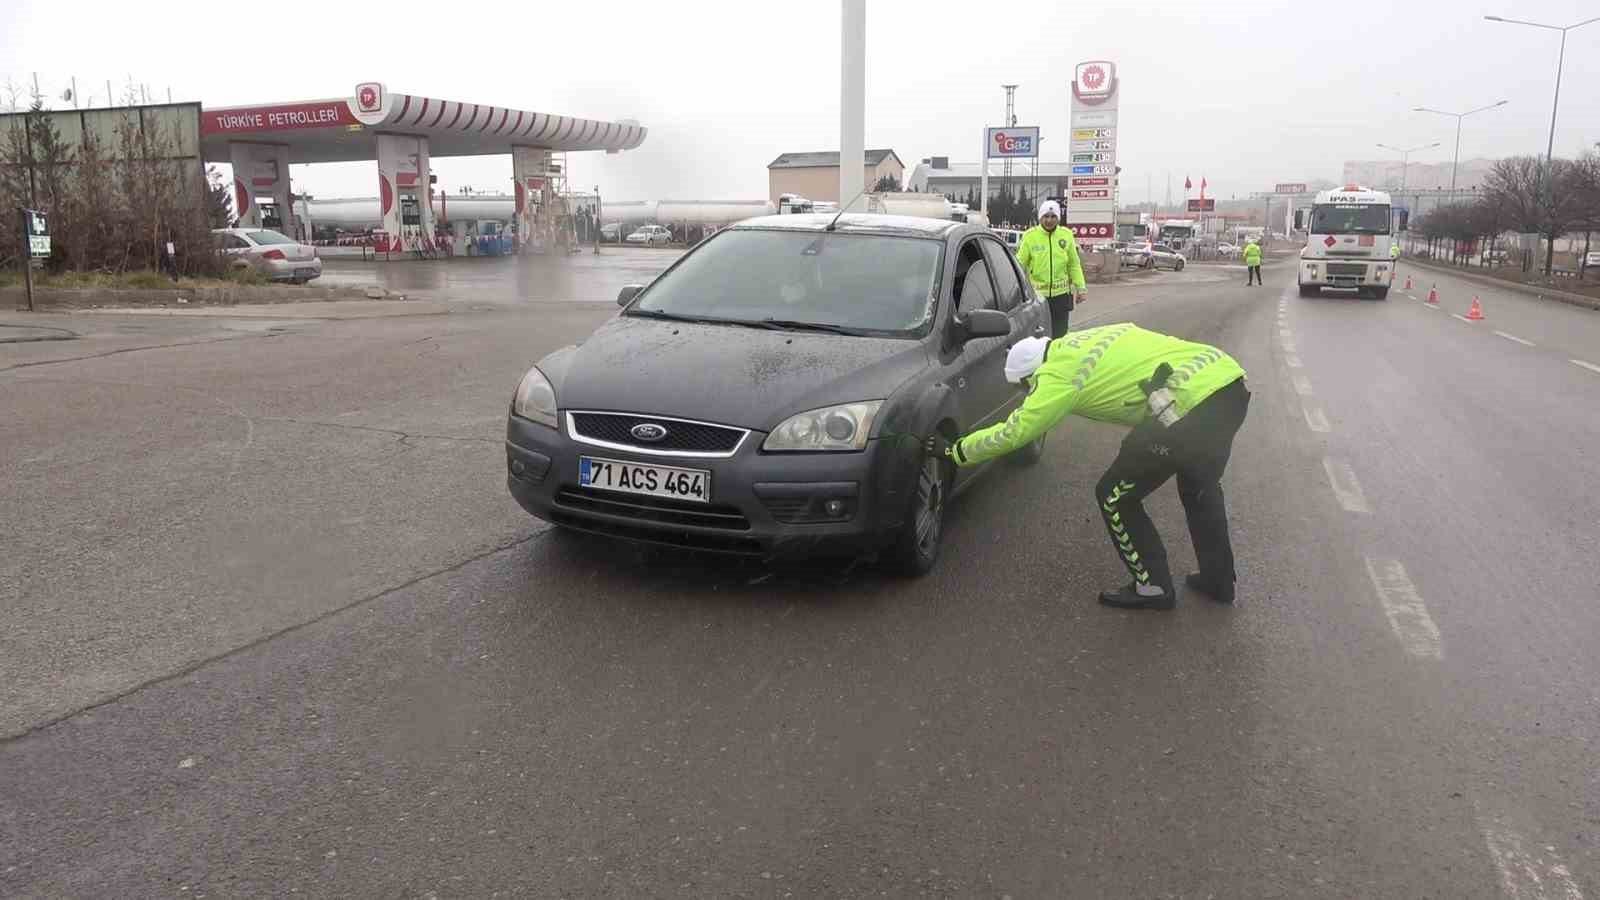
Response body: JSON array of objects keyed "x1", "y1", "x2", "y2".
[{"x1": 1295, "y1": 185, "x2": 1405, "y2": 299}]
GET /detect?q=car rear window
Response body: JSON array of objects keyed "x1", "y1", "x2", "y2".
[{"x1": 632, "y1": 229, "x2": 943, "y2": 335}]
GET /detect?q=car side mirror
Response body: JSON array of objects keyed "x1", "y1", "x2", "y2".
[
  {"x1": 1397, "y1": 210, "x2": 1410, "y2": 232},
  {"x1": 1293, "y1": 210, "x2": 1306, "y2": 231},
  {"x1": 958, "y1": 308, "x2": 1011, "y2": 343},
  {"x1": 617, "y1": 284, "x2": 644, "y2": 307}
]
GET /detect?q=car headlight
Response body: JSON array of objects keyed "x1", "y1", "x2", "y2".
[
  {"x1": 512, "y1": 366, "x2": 559, "y2": 428},
  {"x1": 763, "y1": 401, "x2": 882, "y2": 452}
]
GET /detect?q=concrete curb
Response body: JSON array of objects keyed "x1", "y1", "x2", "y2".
[
  {"x1": 1404, "y1": 257, "x2": 1600, "y2": 311},
  {"x1": 0, "y1": 284, "x2": 392, "y2": 311}
]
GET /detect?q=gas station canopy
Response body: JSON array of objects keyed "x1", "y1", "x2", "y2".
[{"x1": 199, "y1": 82, "x2": 645, "y2": 163}]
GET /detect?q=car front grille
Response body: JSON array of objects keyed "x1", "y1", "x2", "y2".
[
  {"x1": 551, "y1": 487, "x2": 762, "y2": 556},
  {"x1": 555, "y1": 487, "x2": 751, "y2": 531},
  {"x1": 569, "y1": 412, "x2": 746, "y2": 455}
]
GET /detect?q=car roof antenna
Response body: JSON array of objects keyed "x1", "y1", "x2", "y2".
[{"x1": 826, "y1": 185, "x2": 872, "y2": 232}]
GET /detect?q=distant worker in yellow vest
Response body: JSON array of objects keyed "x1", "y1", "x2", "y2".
[
  {"x1": 1243, "y1": 239, "x2": 1263, "y2": 286},
  {"x1": 1015, "y1": 200, "x2": 1087, "y2": 337}
]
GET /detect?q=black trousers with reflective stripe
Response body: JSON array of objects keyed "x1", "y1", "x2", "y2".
[
  {"x1": 1046, "y1": 292, "x2": 1074, "y2": 338},
  {"x1": 1095, "y1": 378, "x2": 1250, "y2": 593}
]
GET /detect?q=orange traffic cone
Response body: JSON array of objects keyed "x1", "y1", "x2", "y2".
[
  {"x1": 1466, "y1": 296, "x2": 1484, "y2": 321},
  {"x1": 1426, "y1": 285, "x2": 1439, "y2": 305},
  {"x1": 1404, "y1": 274, "x2": 1413, "y2": 291}
]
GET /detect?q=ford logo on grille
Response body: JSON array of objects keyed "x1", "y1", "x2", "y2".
[{"x1": 630, "y1": 422, "x2": 669, "y2": 443}]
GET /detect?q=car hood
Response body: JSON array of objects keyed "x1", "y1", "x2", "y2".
[{"x1": 540, "y1": 315, "x2": 932, "y2": 432}]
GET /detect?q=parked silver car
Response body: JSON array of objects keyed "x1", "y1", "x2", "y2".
[
  {"x1": 213, "y1": 228, "x2": 322, "y2": 283},
  {"x1": 1126, "y1": 241, "x2": 1187, "y2": 271},
  {"x1": 626, "y1": 225, "x2": 673, "y2": 246}
]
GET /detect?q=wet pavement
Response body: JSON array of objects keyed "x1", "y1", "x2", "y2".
[
  {"x1": 316, "y1": 246, "x2": 683, "y2": 305},
  {"x1": 4, "y1": 254, "x2": 1597, "y2": 897}
]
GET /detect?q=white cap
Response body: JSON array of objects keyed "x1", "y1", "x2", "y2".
[
  {"x1": 1004, "y1": 335, "x2": 1050, "y2": 383},
  {"x1": 1038, "y1": 200, "x2": 1061, "y2": 220}
]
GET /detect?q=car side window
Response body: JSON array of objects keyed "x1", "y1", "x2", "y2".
[
  {"x1": 954, "y1": 241, "x2": 997, "y2": 314},
  {"x1": 980, "y1": 239, "x2": 1024, "y2": 312},
  {"x1": 224, "y1": 234, "x2": 250, "y2": 250}
]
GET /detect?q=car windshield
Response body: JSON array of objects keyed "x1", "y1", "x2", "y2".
[
  {"x1": 1310, "y1": 204, "x2": 1391, "y2": 234},
  {"x1": 630, "y1": 229, "x2": 942, "y2": 335},
  {"x1": 245, "y1": 230, "x2": 296, "y2": 245}
]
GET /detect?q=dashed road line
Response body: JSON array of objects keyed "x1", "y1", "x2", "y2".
[
  {"x1": 1292, "y1": 374, "x2": 1315, "y2": 396},
  {"x1": 1363, "y1": 558, "x2": 1442, "y2": 660},
  {"x1": 1322, "y1": 457, "x2": 1371, "y2": 514},
  {"x1": 1285, "y1": 353, "x2": 1302, "y2": 368},
  {"x1": 1303, "y1": 405, "x2": 1330, "y2": 433},
  {"x1": 1423, "y1": 303, "x2": 1440, "y2": 310},
  {"x1": 1480, "y1": 818, "x2": 1585, "y2": 900},
  {"x1": 1280, "y1": 340, "x2": 1297, "y2": 353},
  {"x1": 1452, "y1": 313, "x2": 1477, "y2": 324},
  {"x1": 1494, "y1": 331, "x2": 1536, "y2": 347},
  {"x1": 1571, "y1": 359, "x2": 1600, "y2": 376}
]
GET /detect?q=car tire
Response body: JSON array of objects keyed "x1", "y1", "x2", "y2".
[
  {"x1": 887, "y1": 449, "x2": 951, "y2": 577},
  {"x1": 1175, "y1": 259, "x2": 1185, "y2": 272},
  {"x1": 1298, "y1": 284, "x2": 1318, "y2": 297}
]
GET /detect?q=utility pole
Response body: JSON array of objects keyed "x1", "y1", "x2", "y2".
[
  {"x1": 838, "y1": 0, "x2": 866, "y2": 210},
  {"x1": 1001, "y1": 84, "x2": 1017, "y2": 212}
]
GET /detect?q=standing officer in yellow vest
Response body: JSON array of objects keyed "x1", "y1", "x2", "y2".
[{"x1": 1015, "y1": 200, "x2": 1087, "y2": 338}]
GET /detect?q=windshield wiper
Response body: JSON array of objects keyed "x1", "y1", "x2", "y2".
[
  {"x1": 625, "y1": 309, "x2": 726, "y2": 325},
  {"x1": 754, "y1": 318, "x2": 864, "y2": 335}
]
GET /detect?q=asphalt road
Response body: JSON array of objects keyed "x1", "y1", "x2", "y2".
[{"x1": 2, "y1": 255, "x2": 1596, "y2": 898}]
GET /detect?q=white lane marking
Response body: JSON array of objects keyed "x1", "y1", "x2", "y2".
[
  {"x1": 1423, "y1": 303, "x2": 1440, "y2": 311},
  {"x1": 1304, "y1": 405, "x2": 1330, "y2": 433},
  {"x1": 1494, "y1": 331, "x2": 1536, "y2": 347},
  {"x1": 1292, "y1": 374, "x2": 1315, "y2": 396},
  {"x1": 1452, "y1": 313, "x2": 1478, "y2": 323},
  {"x1": 1480, "y1": 819, "x2": 1585, "y2": 900},
  {"x1": 1285, "y1": 354, "x2": 1303, "y2": 368},
  {"x1": 1571, "y1": 359, "x2": 1600, "y2": 375},
  {"x1": 1363, "y1": 558, "x2": 1442, "y2": 660},
  {"x1": 1280, "y1": 341, "x2": 1297, "y2": 353},
  {"x1": 1322, "y1": 457, "x2": 1370, "y2": 513}
]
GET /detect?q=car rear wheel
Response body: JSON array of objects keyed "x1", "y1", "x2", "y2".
[{"x1": 887, "y1": 450, "x2": 950, "y2": 576}]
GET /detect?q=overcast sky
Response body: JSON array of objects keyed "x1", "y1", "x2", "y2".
[{"x1": 6, "y1": 0, "x2": 1600, "y2": 204}]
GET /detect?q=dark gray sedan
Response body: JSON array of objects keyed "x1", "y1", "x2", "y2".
[{"x1": 505, "y1": 213, "x2": 1050, "y2": 574}]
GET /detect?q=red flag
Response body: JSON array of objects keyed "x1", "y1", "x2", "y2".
[{"x1": 1184, "y1": 176, "x2": 1192, "y2": 191}]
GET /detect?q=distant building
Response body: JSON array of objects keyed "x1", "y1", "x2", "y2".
[
  {"x1": 1342, "y1": 158, "x2": 1495, "y2": 191},
  {"x1": 767, "y1": 149, "x2": 904, "y2": 203},
  {"x1": 906, "y1": 156, "x2": 1082, "y2": 202}
]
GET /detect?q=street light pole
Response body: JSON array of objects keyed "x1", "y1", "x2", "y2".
[
  {"x1": 1413, "y1": 101, "x2": 1507, "y2": 194},
  {"x1": 1484, "y1": 14, "x2": 1599, "y2": 271},
  {"x1": 1376, "y1": 141, "x2": 1440, "y2": 194}
]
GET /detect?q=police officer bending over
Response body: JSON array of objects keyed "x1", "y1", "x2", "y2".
[{"x1": 932, "y1": 325, "x2": 1251, "y2": 609}]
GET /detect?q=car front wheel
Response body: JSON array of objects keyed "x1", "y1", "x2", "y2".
[
  {"x1": 887, "y1": 450, "x2": 950, "y2": 576},
  {"x1": 1175, "y1": 259, "x2": 1185, "y2": 271}
]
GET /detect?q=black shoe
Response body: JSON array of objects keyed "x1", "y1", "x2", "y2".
[
  {"x1": 1184, "y1": 573, "x2": 1235, "y2": 605},
  {"x1": 1098, "y1": 583, "x2": 1176, "y2": 610}
]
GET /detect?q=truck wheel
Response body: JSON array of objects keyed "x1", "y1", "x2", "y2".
[
  {"x1": 1369, "y1": 287, "x2": 1389, "y2": 300},
  {"x1": 1298, "y1": 284, "x2": 1318, "y2": 297},
  {"x1": 887, "y1": 451, "x2": 950, "y2": 577}
]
